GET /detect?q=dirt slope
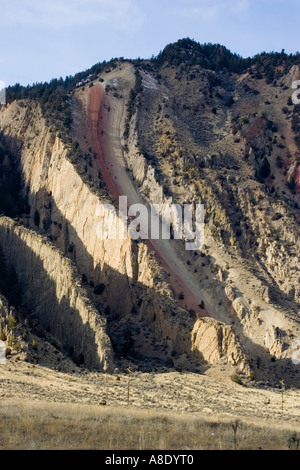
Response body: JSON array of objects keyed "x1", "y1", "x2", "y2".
[{"x1": 88, "y1": 83, "x2": 211, "y2": 317}]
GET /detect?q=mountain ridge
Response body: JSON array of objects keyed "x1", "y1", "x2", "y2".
[{"x1": 0, "y1": 39, "x2": 300, "y2": 387}]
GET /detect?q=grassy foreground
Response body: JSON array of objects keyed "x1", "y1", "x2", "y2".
[{"x1": 0, "y1": 400, "x2": 299, "y2": 450}]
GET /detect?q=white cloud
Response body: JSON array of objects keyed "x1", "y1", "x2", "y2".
[{"x1": 1, "y1": 0, "x2": 145, "y2": 31}]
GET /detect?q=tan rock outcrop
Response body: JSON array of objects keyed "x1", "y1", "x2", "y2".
[
  {"x1": 232, "y1": 297, "x2": 249, "y2": 320},
  {"x1": 191, "y1": 317, "x2": 250, "y2": 373},
  {"x1": 225, "y1": 284, "x2": 235, "y2": 302},
  {"x1": 0, "y1": 97, "x2": 253, "y2": 371},
  {"x1": 0, "y1": 216, "x2": 114, "y2": 370},
  {"x1": 264, "y1": 325, "x2": 284, "y2": 358}
]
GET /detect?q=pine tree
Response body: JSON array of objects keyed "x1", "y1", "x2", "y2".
[{"x1": 260, "y1": 157, "x2": 271, "y2": 178}]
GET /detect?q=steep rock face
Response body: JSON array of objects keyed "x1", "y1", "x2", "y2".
[
  {"x1": 234, "y1": 185, "x2": 300, "y2": 305},
  {"x1": 0, "y1": 216, "x2": 114, "y2": 370},
  {"x1": 126, "y1": 114, "x2": 170, "y2": 205},
  {"x1": 0, "y1": 101, "x2": 138, "y2": 312},
  {"x1": 2, "y1": 47, "x2": 300, "y2": 382},
  {"x1": 191, "y1": 318, "x2": 250, "y2": 373},
  {"x1": 264, "y1": 325, "x2": 284, "y2": 358},
  {"x1": 118, "y1": 62, "x2": 300, "y2": 370},
  {"x1": 0, "y1": 99, "x2": 251, "y2": 371},
  {"x1": 0, "y1": 295, "x2": 10, "y2": 332},
  {"x1": 282, "y1": 64, "x2": 300, "y2": 87}
]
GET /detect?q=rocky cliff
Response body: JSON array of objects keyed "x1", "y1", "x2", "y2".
[
  {"x1": 0, "y1": 216, "x2": 114, "y2": 370},
  {"x1": 0, "y1": 94, "x2": 250, "y2": 374},
  {"x1": 115, "y1": 56, "x2": 300, "y2": 375},
  {"x1": 1, "y1": 42, "x2": 300, "y2": 382}
]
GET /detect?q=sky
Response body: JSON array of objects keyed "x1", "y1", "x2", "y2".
[{"x1": 0, "y1": 0, "x2": 299, "y2": 87}]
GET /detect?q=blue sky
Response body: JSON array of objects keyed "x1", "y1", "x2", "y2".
[{"x1": 0, "y1": 0, "x2": 299, "y2": 87}]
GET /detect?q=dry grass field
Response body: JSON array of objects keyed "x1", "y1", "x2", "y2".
[
  {"x1": 0, "y1": 399, "x2": 299, "y2": 450},
  {"x1": 0, "y1": 360, "x2": 300, "y2": 450}
]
